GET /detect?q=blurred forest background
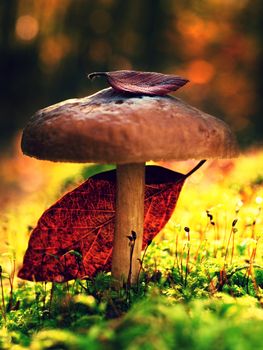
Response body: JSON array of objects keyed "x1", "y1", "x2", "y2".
[{"x1": 0, "y1": 0, "x2": 263, "y2": 152}]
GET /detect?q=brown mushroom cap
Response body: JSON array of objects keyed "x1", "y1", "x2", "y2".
[{"x1": 22, "y1": 87, "x2": 239, "y2": 163}]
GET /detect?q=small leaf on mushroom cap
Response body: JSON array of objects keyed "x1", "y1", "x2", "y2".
[{"x1": 88, "y1": 70, "x2": 189, "y2": 95}]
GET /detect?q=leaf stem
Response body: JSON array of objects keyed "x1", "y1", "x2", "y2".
[
  {"x1": 185, "y1": 160, "x2": 206, "y2": 178},
  {"x1": 87, "y1": 72, "x2": 107, "y2": 80}
]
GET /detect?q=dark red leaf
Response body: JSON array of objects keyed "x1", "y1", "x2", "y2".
[
  {"x1": 18, "y1": 166, "x2": 185, "y2": 282},
  {"x1": 18, "y1": 162, "x2": 205, "y2": 282},
  {"x1": 88, "y1": 70, "x2": 189, "y2": 95}
]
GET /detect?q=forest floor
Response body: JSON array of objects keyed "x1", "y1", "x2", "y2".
[{"x1": 0, "y1": 141, "x2": 262, "y2": 349}]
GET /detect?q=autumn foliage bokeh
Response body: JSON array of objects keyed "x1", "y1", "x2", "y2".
[{"x1": 1, "y1": 0, "x2": 263, "y2": 149}]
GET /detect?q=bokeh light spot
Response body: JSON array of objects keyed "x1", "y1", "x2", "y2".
[
  {"x1": 39, "y1": 36, "x2": 71, "y2": 68},
  {"x1": 187, "y1": 60, "x2": 215, "y2": 84},
  {"x1": 15, "y1": 15, "x2": 39, "y2": 41},
  {"x1": 256, "y1": 196, "x2": 262, "y2": 205}
]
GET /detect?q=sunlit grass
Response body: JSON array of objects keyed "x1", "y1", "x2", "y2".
[
  {"x1": 0, "y1": 144, "x2": 262, "y2": 285},
  {"x1": 0, "y1": 142, "x2": 262, "y2": 349},
  {"x1": 146, "y1": 151, "x2": 261, "y2": 258}
]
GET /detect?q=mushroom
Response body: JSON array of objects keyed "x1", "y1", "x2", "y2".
[{"x1": 21, "y1": 74, "x2": 238, "y2": 286}]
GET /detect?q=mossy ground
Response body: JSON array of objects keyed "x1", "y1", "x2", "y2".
[{"x1": 0, "y1": 147, "x2": 262, "y2": 349}]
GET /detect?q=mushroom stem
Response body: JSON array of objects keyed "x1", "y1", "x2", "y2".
[{"x1": 112, "y1": 163, "x2": 145, "y2": 286}]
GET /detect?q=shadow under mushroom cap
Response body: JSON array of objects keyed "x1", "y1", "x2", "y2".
[{"x1": 21, "y1": 87, "x2": 239, "y2": 164}]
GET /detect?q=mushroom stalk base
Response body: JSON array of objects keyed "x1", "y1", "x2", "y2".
[{"x1": 112, "y1": 163, "x2": 145, "y2": 287}]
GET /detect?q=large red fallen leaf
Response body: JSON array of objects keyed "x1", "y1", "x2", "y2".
[{"x1": 18, "y1": 163, "x2": 205, "y2": 282}]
